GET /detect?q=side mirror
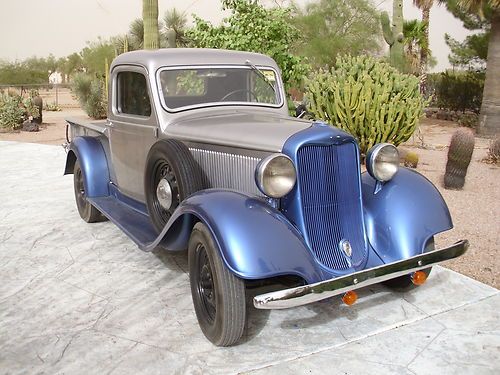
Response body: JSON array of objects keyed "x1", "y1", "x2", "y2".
[{"x1": 295, "y1": 103, "x2": 307, "y2": 118}]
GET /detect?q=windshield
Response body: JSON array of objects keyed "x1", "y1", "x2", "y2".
[{"x1": 159, "y1": 66, "x2": 281, "y2": 111}]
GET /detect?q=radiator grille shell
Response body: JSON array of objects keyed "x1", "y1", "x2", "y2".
[{"x1": 297, "y1": 142, "x2": 367, "y2": 271}]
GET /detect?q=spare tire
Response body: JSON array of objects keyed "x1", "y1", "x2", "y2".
[{"x1": 145, "y1": 139, "x2": 203, "y2": 233}]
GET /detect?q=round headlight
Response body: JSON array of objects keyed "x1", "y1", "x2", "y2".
[
  {"x1": 255, "y1": 154, "x2": 296, "y2": 198},
  {"x1": 366, "y1": 143, "x2": 399, "y2": 182}
]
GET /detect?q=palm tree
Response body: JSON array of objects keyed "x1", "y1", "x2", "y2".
[
  {"x1": 403, "y1": 19, "x2": 431, "y2": 74},
  {"x1": 162, "y1": 8, "x2": 189, "y2": 47},
  {"x1": 456, "y1": 0, "x2": 499, "y2": 136},
  {"x1": 413, "y1": 1, "x2": 435, "y2": 71}
]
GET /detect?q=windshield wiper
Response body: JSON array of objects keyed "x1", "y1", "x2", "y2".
[{"x1": 245, "y1": 59, "x2": 276, "y2": 95}]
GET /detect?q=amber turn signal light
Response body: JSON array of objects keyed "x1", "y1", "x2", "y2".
[
  {"x1": 342, "y1": 291, "x2": 358, "y2": 306},
  {"x1": 411, "y1": 271, "x2": 427, "y2": 286}
]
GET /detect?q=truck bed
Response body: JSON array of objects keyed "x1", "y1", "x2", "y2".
[{"x1": 66, "y1": 117, "x2": 108, "y2": 138}]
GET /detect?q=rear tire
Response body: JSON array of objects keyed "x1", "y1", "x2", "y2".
[
  {"x1": 73, "y1": 160, "x2": 106, "y2": 223},
  {"x1": 188, "y1": 222, "x2": 246, "y2": 346},
  {"x1": 383, "y1": 237, "x2": 434, "y2": 292}
]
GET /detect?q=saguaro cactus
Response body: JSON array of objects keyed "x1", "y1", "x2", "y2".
[
  {"x1": 444, "y1": 129, "x2": 475, "y2": 190},
  {"x1": 381, "y1": 0, "x2": 405, "y2": 72},
  {"x1": 143, "y1": 0, "x2": 159, "y2": 49}
]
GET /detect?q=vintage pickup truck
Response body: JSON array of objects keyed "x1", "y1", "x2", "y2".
[{"x1": 64, "y1": 48, "x2": 468, "y2": 346}]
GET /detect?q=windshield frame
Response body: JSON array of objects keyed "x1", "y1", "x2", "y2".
[{"x1": 155, "y1": 64, "x2": 284, "y2": 113}]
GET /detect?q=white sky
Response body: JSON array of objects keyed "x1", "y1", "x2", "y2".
[{"x1": 0, "y1": 0, "x2": 470, "y2": 72}]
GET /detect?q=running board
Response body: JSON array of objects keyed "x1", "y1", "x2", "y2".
[{"x1": 88, "y1": 196, "x2": 158, "y2": 249}]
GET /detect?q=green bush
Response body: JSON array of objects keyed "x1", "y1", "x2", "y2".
[
  {"x1": 71, "y1": 73, "x2": 92, "y2": 107},
  {"x1": 186, "y1": 0, "x2": 308, "y2": 90},
  {"x1": 458, "y1": 112, "x2": 479, "y2": 128},
  {"x1": 71, "y1": 73, "x2": 106, "y2": 119},
  {"x1": 0, "y1": 92, "x2": 40, "y2": 130},
  {"x1": 305, "y1": 55, "x2": 425, "y2": 154},
  {"x1": 429, "y1": 71, "x2": 484, "y2": 113}
]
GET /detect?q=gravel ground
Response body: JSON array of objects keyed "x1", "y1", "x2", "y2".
[
  {"x1": 1, "y1": 113, "x2": 498, "y2": 288},
  {"x1": 403, "y1": 119, "x2": 499, "y2": 289}
]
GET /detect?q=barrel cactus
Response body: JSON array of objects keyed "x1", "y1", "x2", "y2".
[
  {"x1": 444, "y1": 129, "x2": 475, "y2": 190},
  {"x1": 305, "y1": 55, "x2": 425, "y2": 154},
  {"x1": 404, "y1": 151, "x2": 419, "y2": 168}
]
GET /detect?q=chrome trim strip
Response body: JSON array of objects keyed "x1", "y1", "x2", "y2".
[{"x1": 253, "y1": 240, "x2": 469, "y2": 310}]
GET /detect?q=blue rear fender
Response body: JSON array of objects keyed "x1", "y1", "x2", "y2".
[
  {"x1": 361, "y1": 168, "x2": 453, "y2": 264},
  {"x1": 156, "y1": 190, "x2": 325, "y2": 284},
  {"x1": 64, "y1": 136, "x2": 110, "y2": 198}
]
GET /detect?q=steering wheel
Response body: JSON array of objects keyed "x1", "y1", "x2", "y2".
[{"x1": 220, "y1": 89, "x2": 259, "y2": 102}]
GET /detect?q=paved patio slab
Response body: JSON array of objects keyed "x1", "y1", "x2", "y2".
[{"x1": 0, "y1": 141, "x2": 498, "y2": 374}]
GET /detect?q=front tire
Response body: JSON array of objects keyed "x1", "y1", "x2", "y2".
[
  {"x1": 73, "y1": 160, "x2": 105, "y2": 223},
  {"x1": 383, "y1": 237, "x2": 434, "y2": 291},
  {"x1": 188, "y1": 222, "x2": 246, "y2": 346}
]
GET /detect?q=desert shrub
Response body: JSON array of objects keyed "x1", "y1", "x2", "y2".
[
  {"x1": 85, "y1": 79, "x2": 107, "y2": 119},
  {"x1": 71, "y1": 73, "x2": 106, "y2": 119},
  {"x1": 44, "y1": 102, "x2": 62, "y2": 111},
  {"x1": 434, "y1": 71, "x2": 484, "y2": 113},
  {"x1": 0, "y1": 92, "x2": 40, "y2": 130},
  {"x1": 483, "y1": 137, "x2": 500, "y2": 165},
  {"x1": 71, "y1": 73, "x2": 92, "y2": 108},
  {"x1": 425, "y1": 73, "x2": 440, "y2": 103},
  {"x1": 458, "y1": 112, "x2": 479, "y2": 128},
  {"x1": 305, "y1": 55, "x2": 425, "y2": 154}
]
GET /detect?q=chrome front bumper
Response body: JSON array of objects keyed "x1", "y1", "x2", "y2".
[{"x1": 253, "y1": 240, "x2": 469, "y2": 309}]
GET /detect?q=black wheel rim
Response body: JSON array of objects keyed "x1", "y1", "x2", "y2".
[
  {"x1": 75, "y1": 167, "x2": 87, "y2": 210},
  {"x1": 151, "y1": 159, "x2": 180, "y2": 226},
  {"x1": 195, "y1": 244, "x2": 216, "y2": 325}
]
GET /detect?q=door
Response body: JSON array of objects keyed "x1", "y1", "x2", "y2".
[{"x1": 108, "y1": 66, "x2": 158, "y2": 202}]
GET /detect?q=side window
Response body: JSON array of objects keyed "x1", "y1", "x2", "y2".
[{"x1": 116, "y1": 71, "x2": 152, "y2": 117}]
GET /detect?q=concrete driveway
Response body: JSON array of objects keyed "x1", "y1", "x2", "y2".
[{"x1": 1, "y1": 141, "x2": 498, "y2": 375}]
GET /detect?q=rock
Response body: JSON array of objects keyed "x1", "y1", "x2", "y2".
[
  {"x1": 22, "y1": 121, "x2": 39, "y2": 132},
  {"x1": 436, "y1": 110, "x2": 448, "y2": 120}
]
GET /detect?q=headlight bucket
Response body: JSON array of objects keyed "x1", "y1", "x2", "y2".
[
  {"x1": 255, "y1": 153, "x2": 296, "y2": 198},
  {"x1": 366, "y1": 143, "x2": 399, "y2": 182}
]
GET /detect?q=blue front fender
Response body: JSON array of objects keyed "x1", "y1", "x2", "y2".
[
  {"x1": 64, "y1": 136, "x2": 110, "y2": 198},
  {"x1": 152, "y1": 190, "x2": 325, "y2": 284},
  {"x1": 361, "y1": 168, "x2": 453, "y2": 264}
]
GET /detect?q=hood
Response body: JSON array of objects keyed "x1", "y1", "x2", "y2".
[{"x1": 163, "y1": 109, "x2": 312, "y2": 152}]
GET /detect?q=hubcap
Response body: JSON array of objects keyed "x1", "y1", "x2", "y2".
[{"x1": 156, "y1": 178, "x2": 173, "y2": 210}]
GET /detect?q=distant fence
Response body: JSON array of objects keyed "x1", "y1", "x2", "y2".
[{"x1": 0, "y1": 84, "x2": 80, "y2": 108}]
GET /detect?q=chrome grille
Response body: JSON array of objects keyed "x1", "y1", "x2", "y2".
[
  {"x1": 297, "y1": 142, "x2": 367, "y2": 270},
  {"x1": 189, "y1": 148, "x2": 262, "y2": 196}
]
